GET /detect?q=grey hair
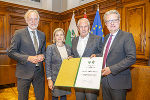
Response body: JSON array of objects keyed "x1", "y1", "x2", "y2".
[
  {"x1": 77, "y1": 18, "x2": 90, "y2": 28},
  {"x1": 103, "y1": 10, "x2": 120, "y2": 22},
  {"x1": 24, "y1": 10, "x2": 40, "y2": 21},
  {"x1": 53, "y1": 28, "x2": 65, "y2": 43}
]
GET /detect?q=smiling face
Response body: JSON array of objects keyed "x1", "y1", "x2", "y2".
[
  {"x1": 105, "y1": 13, "x2": 120, "y2": 34},
  {"x1": 26, "y1": 11, "x2": 39, "y2": 30},
  {"x1": 78, "y1": 19, "x2": 90, "y2": 38},
  {"x1": 54, "y1": 30, "x2": 65, "y2": 43}
]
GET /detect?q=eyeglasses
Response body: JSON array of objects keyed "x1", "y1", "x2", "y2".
[
  {"x1": 78, "y1": 26, "x2": 89, "y2": 29},
  {"x1": 27, "y1": 18, "x2": 39, "y2": 22},
  {"x1": 105, "y1": 19, "x2": 119, "y2": 24}
]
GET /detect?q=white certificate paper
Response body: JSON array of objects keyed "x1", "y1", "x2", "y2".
[{"x1": 75, "y1": 57, "x2": 103, "y2": 89}]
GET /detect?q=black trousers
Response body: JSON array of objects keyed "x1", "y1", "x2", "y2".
[
  {"x1": 17, "y1": 67, "x2": 45, "y2": 100},
  {"x1": 52, "y1": 95, "x2": 66, "y2": 100},
  {"x1": 75, "y1": 88, "x2": 98, "y2": 100},
  {"x1": 102, "y1": 77, "x2": 127, "y2": 100}
]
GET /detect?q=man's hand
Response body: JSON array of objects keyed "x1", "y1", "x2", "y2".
[
  {"x1": 37, "y1": 54, "x2": 45, "y2": 62},
  {"x1": 90, "y1": 54, "x2": 96, "y2": 58},
  {"x1": 48, "y1": 79, "x2": 54, "y2": 90},
  {"x1": 27, "y1": 56, "x2": 39, "y2": 64},
  {"x1": 102, "y1": 67, "x2": 111, "y2": 76}
]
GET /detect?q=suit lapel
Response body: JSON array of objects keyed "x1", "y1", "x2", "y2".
[
  {"x1": 102, "y1": 35, "x2": 109, "y2": 54},
  {"x1": 82, "y1": 34, "x2": 92, "y2": 56},
  {"x1": 37, "y1": 30, "x2": 42, "y2": 53},
  {"x1": 25, "y1": 28, "x2": 36, "y2": 53},
  {"x1": 74, "y1": 37, "x2": 80, "y2": 57},
  {"x1": 108, "y1": 30, "x2": 121, "y2": 54},
  {"x1": 54, "y1": 44, "x2": 62, "y2": 62},
  {"x1": 104, "y1": 35, "x2": 109, "y2": 45},
  {"x1": 65, "y1": 44, "x2": 71, "y2": 56}
]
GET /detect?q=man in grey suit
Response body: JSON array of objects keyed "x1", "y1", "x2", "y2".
[
  {"x1": 71, "y1": 18, "x2": 103, "y2": 100},
  {"x1": 101, "y1": 10, "x2": 136, "y2": 100},
  {"x1": 8, "y1": 10, "x2": 46, "y2": 100}
]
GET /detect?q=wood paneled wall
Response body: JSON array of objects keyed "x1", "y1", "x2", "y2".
[
  {"x1": 0, "y1": 0, "x2": 150, "y2": 99},
  {"x1": 0, "y1": 1, "x2": 62, "y2": 85},
  {"x1": 60, "y1": 0, "x2": 150, "y2": 65}
]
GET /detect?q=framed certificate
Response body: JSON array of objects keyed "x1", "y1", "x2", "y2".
[{"x1": 55, "y1": 57, "x2": 103, "y2": 89}]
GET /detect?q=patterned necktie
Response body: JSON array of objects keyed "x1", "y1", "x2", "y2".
[
  {"x1": 102, "y1": 35, "x2": 113, "y2": 69},
  {"x1": 32, "y1": 31, "x2": 38, "y2": 53}
]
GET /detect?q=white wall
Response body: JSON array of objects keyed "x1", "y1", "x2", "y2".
[
  {"x1": 0, "y1": 0, "x2": 52, "y2": 11},
  {"x1": 52, "y1": 0, "x2": 61, "y2": 12},
  {"x1": 41, "y1": 0, "x2": 52, "y2": 11},
  {"x1": 67, "y1": 0, "x2": 95, "y2": 10},
  {"x1": 0, "y1": 0, "x2": 95, "y2": 12}
]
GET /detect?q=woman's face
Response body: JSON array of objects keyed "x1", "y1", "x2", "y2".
[{"x1": 54, "y1": 31, "x2": 65, "y2": 43}]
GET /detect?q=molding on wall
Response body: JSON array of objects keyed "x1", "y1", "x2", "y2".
[{"x1": 0, "y1": 1, "x2": 60, "y2": 19}]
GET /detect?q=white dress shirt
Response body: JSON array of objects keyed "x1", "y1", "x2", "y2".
[
  {"x1": 28, "y1": 27, "x2": 39, "y2": 47},
  {"x1": 77, "y1": 34, "x2": 89, "y2": 57}
]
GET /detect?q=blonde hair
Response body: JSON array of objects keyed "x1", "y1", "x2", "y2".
[
  {"x1": 53, "y1": 28, "x2": 65, "y2": 43},
  {"x1": 24, "y1": 10, "x2": 40, "y2": 21},
  {"x1": 103, "y1": 10, "x2": 120, "y2": 23}
]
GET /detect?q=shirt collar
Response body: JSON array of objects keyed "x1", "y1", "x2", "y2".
[
  {"x1": 28, "y1": 27, "x2": 37, "y2": 33},
  {"x1": 110, "y1": 29, "x2": 119, "y2": 36},
  {"x1": 79, "y1": 33, "x2": 89, "y2": 40}
]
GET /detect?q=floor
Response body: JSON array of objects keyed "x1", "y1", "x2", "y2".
[
  {"x1": 0, "y1": 84, "x2": 101, "y2": 100},
  {"x1": 0, "y1": 84, "x2": 76, "y2": 100},
  {"x1": 0, "y1": 84, "x2": 36, "y2": 100}
]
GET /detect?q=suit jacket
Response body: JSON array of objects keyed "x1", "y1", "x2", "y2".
[
  {"x1": 71, "y1": 34, "x2": 103, "y2": 57},
  {"x1": 8, "y1": 27, "x2": 46, "y2": 79},
  {"x1": 45, "y1": 44, "x2": 71, "y2": 97},
  {"x1": 103, "y1": 30, "x2": 136, "y2": 89},
  {"x1": 45, "y1": 44, "x2": 72, "y2": 81}
]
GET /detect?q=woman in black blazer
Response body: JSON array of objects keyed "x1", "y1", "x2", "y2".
[{"x1": 45, "y1": 28, "x2": 71, "y2": 100}]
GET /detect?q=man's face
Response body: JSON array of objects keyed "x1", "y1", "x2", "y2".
[
  {"x1": 105, "y1": 14, "x2": 120, "y2": 34},
  {"x1": 26, "y1": 12, "x2": 39, "y2": 30},
  {"x1": 78, "y1": 20, "x2": 89, "y2": 38}
]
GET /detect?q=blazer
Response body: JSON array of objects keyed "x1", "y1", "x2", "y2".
[
  {"x1": 71, "y1": 34, "x2": 103, "y2": 57},
  {"x1": 8, "y1": 27, "x2": 46, "y2": 79},
  {"x1": 45, "y1": 44, "x2": 71, "y2": 97},
  {"x1": 103, "y1": 30, "x2": 136, "y2": 89}
]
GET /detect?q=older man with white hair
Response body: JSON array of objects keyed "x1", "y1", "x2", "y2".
[
  {"x1": 71, "y1": 18, "x2": 103, "y2": 100},
  {"x1": 8, "y1": 10, "x2": 46, "y2": 100}
]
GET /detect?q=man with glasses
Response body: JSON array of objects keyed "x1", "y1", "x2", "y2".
[
  {"x1": 71, "y1": 18, "x2": 103, "y2": 100},
  {"x1": 101, "y1": 10, "x2": 136, "y2": 100},
  {"x1": 8, "y1": 10, "x2": 46, "y2": 100}
]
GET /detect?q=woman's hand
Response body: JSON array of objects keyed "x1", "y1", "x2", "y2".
[
  {"x1": 48, "y1": 79, "x2": 54, "y2": 90},
  {"x1": 68, "y1": 56, "x2": 73, "y2": 59}
]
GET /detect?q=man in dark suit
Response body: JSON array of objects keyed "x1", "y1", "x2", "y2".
[
  {"x1": 101, "y1": 10, "x2": 136, "y2": 100},
  {"x1": 71, "y1": 18, "x2": 103, "y2": 100},
  {"x1": 8, "y1": 10, "x2": 46, "y2": 100}
]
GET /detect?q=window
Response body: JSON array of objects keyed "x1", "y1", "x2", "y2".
[{"x1": 30, "y1": 0, "x2": 40, "y2": 2}]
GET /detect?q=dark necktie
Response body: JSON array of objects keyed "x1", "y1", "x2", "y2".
[
  {"x1": 31, "y1": 31, "x2": 38, "y2": 53},
  {"x1": 102, "y1": 35, "x2": 113, "y2": 69}
]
